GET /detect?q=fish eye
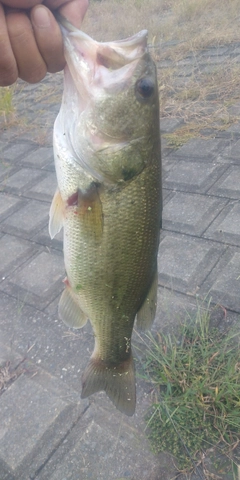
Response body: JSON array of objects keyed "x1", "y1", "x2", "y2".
[{"x1": 135, "y1": 77, "x2": 155, "y2": 100}]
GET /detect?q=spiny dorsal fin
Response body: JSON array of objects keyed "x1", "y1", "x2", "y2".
[
  {"x1": 136, "y1": 268, "x2": 158, "y2": 331},
  {"x1": 58, "y1": 286, "x2": 88, "y2": 328},
  {"x1": 81, "y1": 354, "x2": 136, "y2": 416},
  {"x1": 49, "y1": 189, "x2": 64, "y2": 239}
]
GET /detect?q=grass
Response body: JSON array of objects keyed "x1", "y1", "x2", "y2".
[
  {"x1": 86, "y1": 0, "x2": 240, "y2": 50},
  {"x1": 0, "y1": 86, "x2": 15, "y2": 122},
  {"x1": 138, "y1": 300, "x2": 240, "y2": 476}
]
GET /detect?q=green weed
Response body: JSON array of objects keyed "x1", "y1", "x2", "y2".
[
  {"x1": 0, "y1": 86, "x2": 14, "y2": 120},
  {"x1": 142, "y1": 300, "x2": 240, "y2": 474}
]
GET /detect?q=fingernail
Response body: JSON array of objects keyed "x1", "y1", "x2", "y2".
[{"x1": 32, "y1": 6, "x2": 51, "y2": 28}]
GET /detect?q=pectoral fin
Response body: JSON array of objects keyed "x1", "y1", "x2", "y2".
[
  {"x1": 49, "y1": 189, "x2": 64, "y2": 239},
  {"x1": 71, "y1": 183, "x2": 103, "y2": 241},
  {"x1": 136, "y1": 268, "x2": 158, "y2": 331},
  {"x1": 58, "y1": 286, "x2": 88, "y2": 328},
  {"x1": 81, "y1": 353, "x2": 136, "y2": 416}
]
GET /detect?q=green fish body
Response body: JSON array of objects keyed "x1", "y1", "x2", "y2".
[{"x1": 49, "y1": 18, "x2": 162, "y2": 416}]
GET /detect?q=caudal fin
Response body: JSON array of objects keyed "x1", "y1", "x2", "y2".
[{"x1": 81, "y1": 354, "x2": 136, "y2": 416}]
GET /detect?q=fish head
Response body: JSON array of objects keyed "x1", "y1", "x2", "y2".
[{"x1": 59, "y1": 22, "x2": 160, "y2": 182}]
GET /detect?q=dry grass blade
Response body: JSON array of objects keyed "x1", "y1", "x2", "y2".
[{"x1": 0, "y1": 361, "x2": 17, "y2": 394}]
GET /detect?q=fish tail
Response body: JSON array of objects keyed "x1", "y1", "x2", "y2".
[{"x1": 81, "y1": 354, "x2": 136, "y2": 416}]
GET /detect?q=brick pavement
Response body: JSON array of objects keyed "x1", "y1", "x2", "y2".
[{"x1": 0, "y1": 39, "x2": 240, "y2": 480}]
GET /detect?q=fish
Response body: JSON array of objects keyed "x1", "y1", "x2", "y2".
[{"x1": 49, "y1": 16, "x2": 162, "y2": 416}]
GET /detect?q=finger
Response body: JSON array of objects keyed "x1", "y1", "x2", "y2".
[
  {"x1": 44, "y1": 0, "x2": 88, "y2": 28},
  {"x1": 6, "y1": 11, "x2": 47, "y2": 83},
  {"x1": 59, "y1": 0, "x2": 88, "y2": 27},
  {"x1": 31, "y1": 5, "x2": 65, "y2": 73},
  {"x1": 2, "y1": 0, "x2": 42, "y2": 8},
  {"x1": 0, "y1": 3, "x2": 17, "y2": 86}
]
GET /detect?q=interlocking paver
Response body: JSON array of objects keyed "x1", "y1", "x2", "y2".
[
  {"x1": 204, "y1": 200, "x2": 240, "y2": 246},
  {"x1": 1, "y1": 167, "x2": 46, "y2": 194},
  {"x1": 1, "y1": 199, "x2": 49, "y2": 239},
  {"x1": 35, "y1": 403, "x2": 175, "y2": 480},
  {"x1": 0, "y1": 234, "x2": 36, "y2": 280},
  {"x1": 0, "y1": 29, "x2": 240, "y2": 480},
  {"x1": 164, "y1": 159, "x2": 228, "y2": 194},
  {"x1": 21, "y1": 146, "x2": 53, "y2": 168},
  {"x1": 3, "y1": 142, "x2": 38, "y2": 163},
  {"x1": 158, "y1": 232, "x2": 226, "y2": 294},
  {"x1": 0, "y1": 250, "x2": 64, "y2": 309},
  {"x1": 217, "y1": 138, "x2": 240, "y2": 163},
  {"x1": 163, "y1": 191, "x2": 228, "y2": 235},
  {"x1": 0, "y1": 193, "x2": 24, "y2": 220},
  {"x1": 208, "y1": 165, "x2": 240, "y2": 199},
  {"x1": 174, "y1": 137, "x2": 227, "y2": 160},
  {"x1": 0, "y1": 368, "x2": 85, "y2": 480},
  {"x1": 27, "y1": 172, "x2": 57, "y2": 202},
  {"x1": 200, "y1": 247, "x2": 240, "y2": 311}
]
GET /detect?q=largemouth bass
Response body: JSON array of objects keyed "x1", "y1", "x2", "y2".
[{"x1": 49, "y1": 17, "x2": 162, "y2": 416}]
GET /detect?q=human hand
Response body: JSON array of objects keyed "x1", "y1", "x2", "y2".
[{"x1": 0, "y1": 0, "x2": 89, "y2": 86}]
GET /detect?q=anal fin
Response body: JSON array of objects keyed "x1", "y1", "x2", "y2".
[
  {"x1": 136, "y1": 268, "x2": 158, "y2": 331},
  {"x1": 49, "y1": 188, "x2": 64, "y2": 239},
  {"x1": 58, "y1": 286, "x2": 88, "y2": 329},
  {"x1": 81, "y1": 354, "x2": 136, "y2": 416}
]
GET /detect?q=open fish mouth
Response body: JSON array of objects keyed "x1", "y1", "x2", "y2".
[{"x1": 58, "y1": 14, "x2": 148, "y2": 97}]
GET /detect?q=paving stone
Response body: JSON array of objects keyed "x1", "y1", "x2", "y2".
[
  {"x1": 200, "y1": 46, "x2": 229, "y2": 56},
  {"x1": 42, "y1": 160, "x2": 55, "y2": 172},
  {"x1": 226, "y1": 121, "x2": 240, "y2": 133},
  {"x1": 228, "y1": 101, "x2": 240, "y2": 116},
  {"x1": 160, "y1": 117, "x2": 183, "y2": 133},
  {"x1": 1, "y1": 199, "x2": 49, "y2": 239},
  {"x1": 0, "y1": 249, "x2": 64, "y2": 310},
  {"x1": 26, "y1": 172, "x2": 57, "y2": 202},
  {"x1": 158, "y1": 232, "x2": 226, "y2": 294},
  {"x1": 1, "y1": 167, "x2": 46, "y2": 194},
  {"x1": 203, "y1": 200, "x2": 240, "y2": 246},
  {"x1": 208, "y1": 165, "x2": 240, "y2": 199},
  {"x1": 164, "y1": 160, "x2": 227, "y2": 193},
  {"x1": 150, "y1": 287, "x2": 198, "y2": 334},
  {"x1": 198, "y1": 55, "x2": 228, "y2": 65},
  {"x1": 232, "y1": 46, "x2": 240, "y2": 55},
  {"x1": 0, "y1": 234, "x2": 36, "y2": 281},
  {"x1": 163, "y1": 192, "x2": 228, "y2": 235},
  {"x1": 0, "y1": 162, "x2": 19, "y2": 184},
  {"x1": 200, "y1": 247, "x2": 240, "y2": 312},
  {"x1": 0, "y1": 193, "x2": 24, "y2": 222},
  {"x1": 177, "y1": 65, "x2": 197, "y2": 77},
  {"x1": 0, "y1": 291, "x2": 96, "y2": 398},
  {"x1": 217, "y1": 138, "x2": 240, "y2": 163},
  {"x1": 0, "y1": 341, "x2": 22, "y2": 372},
  {"x1": 19, "y1": 146, "x2": 53, "y2": 168},
  {"x1": 0, "y1": 371, "x2": 85, "y2": 480},
  {"x1": 36, "y1": 404, "x2": 175, "y2": 480},
  {"x1": 3, "y1": 142, "x2": 37, "y2": 163},
  {"x1": 232, "y1": 54, "x2": 240, "y2": 63},
  {"x1": 174, "y1": 137, "x2": 226, "y2": 160}
]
